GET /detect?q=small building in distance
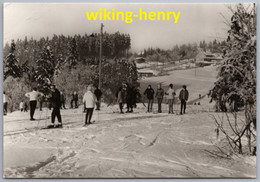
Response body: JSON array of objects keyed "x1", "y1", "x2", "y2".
[
  {"x1": 204, "y1": 53, "x2": 223, "y2": 63},
  {"x1": 135, "y1": 57, "x2": 146, "y2": 63},
  {"x1": 138, "y1": 69, "x2": 154, "y2": 78},
  {"x1": 195, "y1": 49, "x2": 223, "y2": 67}
]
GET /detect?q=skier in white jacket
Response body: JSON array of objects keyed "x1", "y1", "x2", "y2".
[{"x1": 82, "y1": 85, "x2": 97, "y2": 125}]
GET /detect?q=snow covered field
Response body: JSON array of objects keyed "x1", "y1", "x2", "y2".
[
  {"x1": 140, "y1": 65, "x2": 217, "y2": 104},
  {"x1": 3, "y1": 102, "x2": 256, "y2": 178},
  {"x1": 3, "y1": 65, "x2": 256, "y2": 178}
]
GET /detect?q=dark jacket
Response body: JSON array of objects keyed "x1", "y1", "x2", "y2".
[
  {"x1": 94, "y1": 89, "x2": 102, "y2": 100},
  {"x1": 135, "y1": 89, "x2": 142, "y2": 103},
  {"x1": 179, "y1": 89, "x2": 189, "y2": 101},
  {"x1": 60, "y1": 94, "x2": 65, "y2": 102},
  {"x1": 144, "y1": 88, "x2": 155, "y2": 100},
  {"x1": 50, "y1": 89, "x2": 61, "y2": 108},
  {"x1": 117, "y1": 90, "x2": 123, "y2": 103},
  {"x1": 156, "y1": 88, "x2": 164, "y2": 99},
  {"x1": 73, "y1": 94, "x2": 78, "y2": 101},
  {"x1": 126, "y1": 85, "x2": 133, "y2": 101},
  {"x1": 121, "y1": 88, "x2": 126, "y2": 103}
]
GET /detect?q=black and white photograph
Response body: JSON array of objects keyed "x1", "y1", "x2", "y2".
[{"x1": 2, "y1": 2, "x2": 257, "y2": 178}]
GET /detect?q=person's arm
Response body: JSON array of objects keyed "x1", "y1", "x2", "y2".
[
  {"x1": 186, "y1": 91, "x2": 189, "y2": 101},
  {"x1": 144, "y1": 89, "x2": 147, "y2": 95},
  {"x1": 39, "y1": 92, "x2": 44, "y2": 97},
  {"x1": 25, "y1": 92, "x2": 30, "y2": 98},
  {"x1": 94, "y1": 94, "x2": 97, "y2": 103},
  {"x1": 179, "y1": 90, "x2": 182, "y2": 100},
  {"x1": 38, "y1": 92, "x2": 44, "y2": 101},
  {"x1": 162, "y1": 89, "x2": 165, "y2": 97},
  {"x1": 117, "y1": 91, "x2": 121, "y2": 102},
  {"x1": 82, "y1": 94, "x2": 86, "y2": 104}
]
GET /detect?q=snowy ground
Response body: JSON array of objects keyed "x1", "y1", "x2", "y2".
[
  {"x1": 3, "y1": 66, "x2": 256, "y2": 178},
  {"x1": 3, "y1": 101, "x2": 256, "y2": 178}
]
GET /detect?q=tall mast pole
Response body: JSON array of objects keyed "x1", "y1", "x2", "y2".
[{"x1": 99, "y1": 23, "x2": 104, "y2": 89}]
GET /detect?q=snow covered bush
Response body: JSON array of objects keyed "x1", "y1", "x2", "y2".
[{"x1": 211, "y1": 4, "x2": 256, "y2": 154}]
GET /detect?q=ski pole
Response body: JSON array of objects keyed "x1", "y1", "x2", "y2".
[
  {"x1": 165, "y1": 98, "x2": 168, "y2": 113},
  {"x1": 45, "y1": 107, "x2": 49, "y2": 128},
  {"x1": 37, "y1": 118, "x2": 40, "y2": 129},
  {"x1": 39, "y1": 107, "x2": 42, "y2": 120},
  {"x1": 174, "y1": 98, "x2": 177, "y2": 114},
  {"x1": 97, "y1": 109, "x2": 99, "y2": 123},
  {"x1": 82, "y1": 106, "x2": 85, "y2": 124}
]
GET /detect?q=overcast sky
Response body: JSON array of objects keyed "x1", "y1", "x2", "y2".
[{"x1": 4, "y1": 3, "x2": 235, "y2": 52}]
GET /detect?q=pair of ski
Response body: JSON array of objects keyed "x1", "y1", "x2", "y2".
[
  {"x1": 42, "y1": 121, "x2": 97, "y2": 129},
  {"x1": 41, "y1": 124, "x2": 63, "y2": 129},
  {"x1": 82, "y1": 120, "x2": 96, "y2": 127}
]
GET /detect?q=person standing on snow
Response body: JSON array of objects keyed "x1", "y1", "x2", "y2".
[
  {"x1": 144, "y1": 85, "x2": 155, "y2": 113},
  {"x1": 117, "y1": 87, "x2": 124, "y2": 114},
  {"x1": 131, "y1": 86, "x2": 138, "y2": 108},
  {"x1": 25, "y1": 87, "x2": 44, "y2": 120},
  {"x1": 179, "y1": 85, "x2": 189, "y2": 115},
  {"x1": 70, "y1": 91, "x2": 78, "y2": 108},
  {"x1": 70, "y1": 92, "x2": 74, "y2": 108},
  {"x1": 19, "y1": 101, "x2": 24, "y2": 112},
  {"x1": 60, "y1": 92, "x2": 66, "y2": 109},
  {"x1": 3, "y1": 91, "x2": 8, "y2": 115},
  {"x1": 48, "y1": 85, "x2": 62, "y2": 128},
  {"x1": 38, "y1": 95, "x2": 45, "y2": 111},
  {"x1": 125, "y1": 83, "x2": 134, "y2": 113},
  {"x1": 74, "y1": 91, "x2": 78, "y2": 108},
  {"x1": 94, "y1": 86, "x2": 102, "y2": 110},
  {"x1": 83, "y1": 85, "x2": 97, "y2": 125},
  {"x1": 165, "y1": 84, "x2": 175, "y2": 114},
  {"x1": 24, "y1": 101, "x2": 28, "y2": 112},
  {"x1": 155, "y1": 84, "x2": 164, "y2": 113}
]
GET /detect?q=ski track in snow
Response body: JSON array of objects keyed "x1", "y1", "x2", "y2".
[{"x1": 3, "y1": 103, "x2": 256, "y2": 178}]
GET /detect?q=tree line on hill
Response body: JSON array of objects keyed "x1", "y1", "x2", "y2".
[
  {"x1": 138, "y1": 40, "x2": 226, "y2": 64},
  {"x1": 3, "y1": 32, "x2": 137, "y2": 111}
]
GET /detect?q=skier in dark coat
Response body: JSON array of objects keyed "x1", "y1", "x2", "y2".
[
  {"x1": 48, "y1": 85, "x2": 62, "y2": 128},
  {"x1": 3, "y1": 91, "x2": 8, "y2": 115},
  {"x1": 125, "y1": 83, "x2": 133, "y2": 113},
  {"x1": 60, "y1": 92, "x2": 66, "y2": 109},
  {"x1": 71, "y1": 91, "x2": 78, "y2": 108},
  {"x1": 38, "y1": 95, "x2": 44, "y2": 111},
  {"x1": 24, "y1": 101, "x2": 28, "y2": 112},
  {"x1": 144, "y1": 85, "x2": 155, "y2": 112},
  {"x1": 94, "y1": 86, "x2": 102, "y2": 110},
  {"x1": 179, "y1": 85, "x2": 189, "y2": 115},
  {"x1": 70, "y1": 92, "x2": 74, "y2": 108},
  {"x1": 132, "y1": 86, "x2": 138, "y2": 108},
  {"x1": 74, "y1": 91, "x2": 78, "y2": 108}
]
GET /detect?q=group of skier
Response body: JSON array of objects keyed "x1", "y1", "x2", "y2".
[
  {"x1": 21, "y1": 84, "x2": 102, "y2": 128},
  {"x1": 3, "y1": 82, "x2": 189, "y2": 128},
  {"x1": 119, "y1": 83, "x2": 189, "y2": 115},
  {"x1": 23, "y1": 86, "x2": 62, "y2": 128},
  {"x1": 115, "y1": 83, "x2": 141, "y2": 113}
]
